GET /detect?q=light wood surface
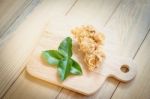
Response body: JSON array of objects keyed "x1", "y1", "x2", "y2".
[
  {"x1": 0, "y1": 0, "x2": 29, "y2": 37},
  {"x1": 111, "y1": 28, "x2": 150, "y2": 99},
  {"x1": 1, "y1": 0, "x2": 150, "y2": 99},
  {"x1": 57, "y1": 0, "x2": 150, "y2": 99},
  {"x1": 0, "y1": 0, "x2": 76, "y2": 98},
  {"x1": 0, "y1": 0, "x2": 40, "y2": 97},
  {"x1": 0, "y1": 0, "x2": 40, "y2": 44},
  {"x1": 26, "y1": 25, "x2": 136, "y2": 95}
]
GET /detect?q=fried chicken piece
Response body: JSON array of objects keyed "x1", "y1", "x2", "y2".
[{"x1": 72, "y1": 25, "x2": 105, "y2": 71}]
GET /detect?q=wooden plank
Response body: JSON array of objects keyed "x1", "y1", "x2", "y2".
[
  {"x1": 100, "y1": 0, "x2": 150, "y2": 98},
  {"x1": 65, "y1": 0, "x2": 121, "y2": 27},
  {"x1": 105, "y1": 0, "x2": 150, "y2": 57},
  {"x1": 3, "y1": 71, "x2": 61, "y2": 99},
  {"x1": 55, "y1": 0, "x2": 121, "y2": 98},
  {"x1": 3, "y1": 0, "x2": 150, "y2": 99},
  {"x1": 56, "y1": 0, "x2": 150, "y2": 99},
  {"x1": 0, "y1": 0, "x2": 33, "y2": 39},
  {"x1": 0, "y1": 0, "x2": 40, "y2": 45},
  {"x1": 111, "y1": 31, "x2": 150, "y2": 99},
  {"x1": 1, "y1": 0, "x2": 76, "y2": 98}
]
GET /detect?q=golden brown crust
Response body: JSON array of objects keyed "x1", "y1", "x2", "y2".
[{"x1": 72, "y1": 25, "x2": 105, "y2": 71}]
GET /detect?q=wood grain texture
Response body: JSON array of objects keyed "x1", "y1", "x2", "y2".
[
  {"x1": 0, "y1": 0, "x2": 37, "y2": 40},
  {"x1": 105, "y1": 0, "x2": 150, "y2": 58},
  {"x1": 57, "y1": 0, "x2": 150, "y2": 99},
  {"x1": 0, "y1": 0, "x2": 41, "y2": 97},
  {"x1": 25, "y1": 28, "x2": 136, "y2": 95},
  {"x1": 111, "y1": 31, "x2": 150, "y2": 99},
  {"x1": 109, "y1": 1, "x2": 150, "y2": 99},
  {"x1": 1, "y1": 0, "x2": 77, "y2": 99},
  {"x1": 3, "y1": 71, "x2": 61, "y2": 99},
  {"x1": 0, "y1": 0, "x2": 40, "y2": 45},
  {"x1": 0, "y1": 0, "x2": 27, "y2": 37},
  {"x1": 1, "y1": 0, "x2": 150, "y2": 99}
]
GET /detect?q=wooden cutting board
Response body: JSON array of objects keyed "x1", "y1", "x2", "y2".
[{"x1": 26, "y1": 30, "x2": 137, "y2": 95}]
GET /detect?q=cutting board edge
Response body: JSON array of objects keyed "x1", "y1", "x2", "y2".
[{"x1": 26, "y1": 65, "x2": 107, "y2": 95}]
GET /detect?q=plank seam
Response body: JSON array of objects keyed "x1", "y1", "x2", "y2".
[
  {"x1": 0, "y1": 0, "x2": 41, "y2": 98},
  {"x1": 110, "y1": 82, "x2": 120, "y2": 99},
  {"x1": 104, "y1": 0, "x2": 122, "y2": 27},
  {"x1": 133, "y1": 28, "x2": 150, "y2": 59},
  {"x1": 55, "y1": 88, "x2": 63, "y2": 99},
  {"x1": 110, "y1": 21, "x2": 150, "y2": 99},
  {"x1": 0, "y1": 0, "x2": 40, "y2": 46},
  {"x1": 55, "y1": 0, "x2": 80, "y2": 98},
  {"x1": 1, "y1": 29, "x2": 43, "y2": 99},
  {"x1": 110, "y1": 27, "x2": 150, "y2": 99},
  {"x1": 0, "y1": 0, "x2": 33, "y2": 95},
  {"x1": 1, "y1": 67, "x2": 26, "y2": 99},
  {"x1": 0, "y1": 0, "x2": 32, "y2": 38},
  {"x1": 65, "y1": 0, "x2": 79, "y2": 15},
  {"x1": 56, "y1": 0, "x2": 123, "y2": 98}
]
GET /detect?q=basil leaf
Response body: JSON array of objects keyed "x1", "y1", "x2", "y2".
[
  {"x1": 58, "y1": 37, "x2": 72, "y2": 57},
  {"x1": 58, "y1": 58, "x2": 72, "y2": 81},
  {"x1": 42, "y1": 50, "x2": 63, "y2": 65},
  {"x1": 70, "y1": 59, "x2": 82, "y2": 75}
]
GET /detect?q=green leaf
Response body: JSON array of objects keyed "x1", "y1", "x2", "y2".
[
  {"x1": 70, "y1": 59, "x2": 82, "y2": 75},
  {"x1": 42, "y1": 50, "x2": 63, "y2": 65},
  {"x1": 58, "y1": 58, "x2": 72, "y2": 81},
  {"x1": 58, "y1": 37, "x2": 72, "y2": 57},
  {"x1": 41, "y1": 37, "x2": 83, "y2": 81}
]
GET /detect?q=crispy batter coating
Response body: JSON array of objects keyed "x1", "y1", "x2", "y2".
[{"x1": 72, "y1": 25, "x2": 105, "y2": 71}]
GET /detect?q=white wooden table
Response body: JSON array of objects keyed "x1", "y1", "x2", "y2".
[{"x1": 0, "y1": 0, "x2": 150, "y2": 99}]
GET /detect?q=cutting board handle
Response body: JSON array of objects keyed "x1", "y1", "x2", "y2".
[{"x1": 107, "y1": 57, "x2": 137, "y2": 82}]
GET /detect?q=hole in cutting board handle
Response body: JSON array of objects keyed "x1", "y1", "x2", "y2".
[
  {"x1": 120, "y1": 64, "x2": 129, "y2": 73},
  {"x1": 106, "y1": 57, "x2": 136, "y2": 82}
]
